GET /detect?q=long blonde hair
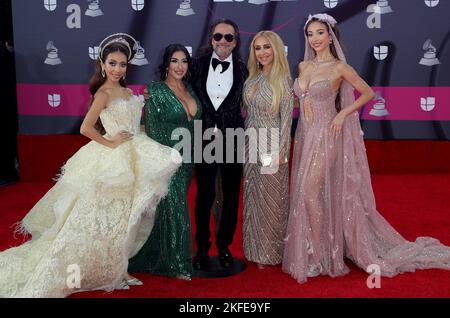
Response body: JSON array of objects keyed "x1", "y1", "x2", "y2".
[{"x1": 246, "y1": 31, "x2": 291, "y2": 114}]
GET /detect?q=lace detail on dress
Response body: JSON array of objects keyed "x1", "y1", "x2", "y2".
[
  {"x1": 0, "y1": 96, "x2": 181, "y2": 297},
  {"x1": 100, "y1": 95, "x2": 143, "y2": 137}
]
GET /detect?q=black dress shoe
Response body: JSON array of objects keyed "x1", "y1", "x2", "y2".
[
  {"x1": 193, "y1": 251, "x2": 209, "y2": 270},
  {"x1": 218, "y1": 248, "x2": 234, "y2": 268}
]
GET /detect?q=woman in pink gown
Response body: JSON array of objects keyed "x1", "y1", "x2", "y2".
[{"x1": 282, "y1": 13, "x2": 450, "y2": 283}]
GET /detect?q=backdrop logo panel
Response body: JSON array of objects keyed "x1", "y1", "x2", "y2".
[
  {"x1": 371, "y1": 0, "x2": 393, "y2": 14},
  {"x1": 419, "y1": 39, "x2": 440, "y2": 66},
  {"x1": 48, "y1": 94, "x2": 61, "y2": 108},
  {"x1": 424, "y1": 0, "x2": 439, "y2": 7},
  {"x1": 44, "y1": 41, "x2": 62, "y2": 65},
  {"x1": 85, "y1": 0, "x2": 103, "y2": 17},
  {"x1": 361, "y1": 88, "x2": 449, "y2": 121},
  {"x1": 44, "y1": 0, "x2": 57, "y2": 12},
  {"x1": 369, "y1": 93, "x2": 389, "y2": 117},
  {"x1": 66, "y1": 4, "x2": 82, "y2": 29},
  {"x1": 185, "y1": 46, "x2": 193, "y2": 56},
  {"x1": 11, "y1": 0, "x2": 450, "y2": 138},
  {"x1": 213, "y1": 0, "x2": 298, "y2": 4},
  {"x1": 373, "y1": 45, "x2": 388, "y2": 60},
  {"x1": 324, "y1": 0, "x2": 338, "y2": 9},
  {"x1": 131, "y1": 0, "x2": 145, "y2": 11},
  {"x1": 177, "y1": 1, "x2": 195, "y2": 16},
  {"x1": 89, "y1": 46, "x2": 100, "y2": 60},
  {"x1": 130, "y1": 41, "x2": 149, "y2": 66},
  {"x1": 420, "y1": 97, "x2": 436, "y2": 112},
  {"x1": 366, "y1": 0, "x2": 393, "y2": 29},
  {"x1": 45, "y1": 1, "x2": 107, "y2": 29}
]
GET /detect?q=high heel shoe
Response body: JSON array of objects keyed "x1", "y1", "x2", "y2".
[
  {"x1": 307, "y1": 264, "x2": 321, "y2": 277},
  {"x1": 176, "y1": 274, "x2": 192, "y2": 281},
  {"x1": 125, "y1": 277, "x2": 143, "y2": 286},
  {"x1": 117, "y1": 279, "x2": 130, "y2": 290}
]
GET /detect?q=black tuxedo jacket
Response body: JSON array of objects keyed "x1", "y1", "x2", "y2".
[{"x1": 190, "y1": 52, "x2": 248, "y2": 133}]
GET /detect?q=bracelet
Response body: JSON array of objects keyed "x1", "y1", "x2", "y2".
[{"x1": 300, "y1": 92, "x2": 309, "y2": 99}]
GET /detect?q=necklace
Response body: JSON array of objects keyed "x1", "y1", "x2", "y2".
[
  {"x1": 311, "y1": 56, "x2": 337, "y2": 75},
  {"x1": 312, "y1": 56, "x2": 337, "y2": 65},
  {"x1": 302, "y1": 56, "x2": 337, "y2": 92}
]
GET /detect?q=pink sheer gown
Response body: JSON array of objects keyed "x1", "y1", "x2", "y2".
[{"x1": 282, "y1": 62, "x2": 450, "y2": 284}]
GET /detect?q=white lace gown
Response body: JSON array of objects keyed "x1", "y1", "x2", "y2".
[{"x1": 0, "y1": 95, "x2": 181, "y2": 297}]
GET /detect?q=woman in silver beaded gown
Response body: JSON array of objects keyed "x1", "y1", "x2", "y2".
[{"x1": 243, "y1": 31, "x2": 293, "y2": 268}]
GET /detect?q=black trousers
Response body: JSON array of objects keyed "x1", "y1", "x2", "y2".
[{"x1": 194, "y1": 138, "x2": 243, "y2": 253}]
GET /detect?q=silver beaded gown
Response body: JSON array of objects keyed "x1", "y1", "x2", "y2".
[{"x1": 243, "y1": 73, "x2": 293, "y2": 265}]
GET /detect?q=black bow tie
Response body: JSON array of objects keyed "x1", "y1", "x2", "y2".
[{"x1": 211, "y1": 58, "x2": 230, "y2": 73}]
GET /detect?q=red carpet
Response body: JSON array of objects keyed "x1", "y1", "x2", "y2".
[{"x1": 0, "y1": 135, "x2": 449, "y2": 298}]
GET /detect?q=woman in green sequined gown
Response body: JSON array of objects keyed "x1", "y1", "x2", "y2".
[{"x1": 128, "y1": 45, "x2": 201, "y2": 279}]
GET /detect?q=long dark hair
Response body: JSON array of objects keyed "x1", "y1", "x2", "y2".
[
  {"x1": 197, "y1": 18, "x2": 242, "y2": 61},
  {"x1": 304, "y1": 18, "x2": 343, "y2": 112},
  {"x1": 158, "y1": 43, "x2": 192, "y2": 81},
  {"x1": 87, "y1": 42, "x2": 130, "y2": 134}
]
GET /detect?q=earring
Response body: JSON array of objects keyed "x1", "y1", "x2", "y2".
[
  {"x1": 165, "y1": 69, "x2": 168, "y2": 79},
  {"x1": 329, "y1": 39, "x2": 333, "y2": 44},
  {"x1": 122, "y1": 75, "x2": 126, "y2": 80},
  {"x1": 101, "y1": 69, "x2": 106, "y2": 78}
]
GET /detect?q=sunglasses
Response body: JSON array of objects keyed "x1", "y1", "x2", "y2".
[{"x1": 213, "y1": 33, "x2": 235, "y2": 42}]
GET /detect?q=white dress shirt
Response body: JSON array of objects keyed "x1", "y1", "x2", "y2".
[{"x1": 206, "y1": 52, "x2": 234, "y2": 111}]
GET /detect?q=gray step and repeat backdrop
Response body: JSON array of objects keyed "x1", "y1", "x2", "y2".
[{"x1": 12, "y1": 0, "x2": 450, "y2": 139}]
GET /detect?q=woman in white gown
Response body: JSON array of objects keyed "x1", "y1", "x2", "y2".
[{"x1": 0, "y1": 33, "x2": 181, "y2": 297}]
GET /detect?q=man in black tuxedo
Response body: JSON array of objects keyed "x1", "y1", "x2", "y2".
[{"x1": 190, "y1": 19, "x2": 248, "y2": 269}]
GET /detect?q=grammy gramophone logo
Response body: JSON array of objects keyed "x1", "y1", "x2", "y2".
[
  {"x1": 130, "y1": 41, "x2": 149, "y2": 66},
  {"x1": 369, "y1": 92, "x2": 389, "y2": 117},
  {"x1": 85, "y1": 0, "x2": 103, "y2": 17},
  {"x1": 44, "y1": 41, "x2": 63, "y2": 65},
  {"x1": 369, "y1": 0, "x2": 393, "y2": 14},
  {"x1": 176, "y1": 0, "x2": 195, "y2": 16},
  {"x1": 419, "y1": 39, "x2": 440, "y2": 66}
]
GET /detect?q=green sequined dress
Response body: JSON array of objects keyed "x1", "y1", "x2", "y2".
[{"x1": 128, "y1": 81, "x2": 201, "y2": 278}]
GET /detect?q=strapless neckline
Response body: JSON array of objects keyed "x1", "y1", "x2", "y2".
[{"x1": 106, "y1": 95, "x2": 141, "y2": 108}]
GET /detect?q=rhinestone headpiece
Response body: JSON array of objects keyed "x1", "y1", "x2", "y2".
[{"x1": 98, "y1": 33, "x2": 137, "y2": 61}]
